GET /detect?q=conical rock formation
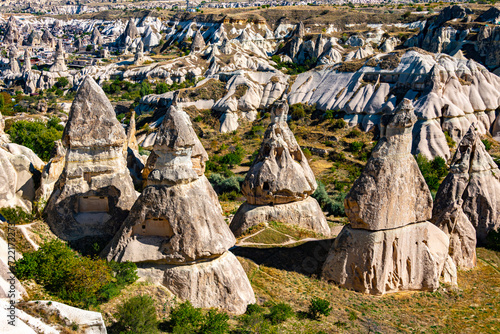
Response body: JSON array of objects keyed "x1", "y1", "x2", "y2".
[
  {"x1": 344, "y1": 99, "x2": 433, "y2": 230},
  {"x1": 49, "y1": 39, "x2": 67, "y2": 72},
  {"x1": 191, "y1": 30, "x2": 206, "y2": 52},
  {"x1": 322, "y1": 99, "x2": 453, "y2": 295},
  {"x1": 432, "y1": 124, "x2": 500, "y2": 256},
  {"x1": 45, "y1": 76, "x2": 137, "y2": 243},
  {"x1": 230, "y1": 99, "x2": 329, "y2": 236},
  {"x1": 104, "y1": 105, "x2": 255, "y2": 314}
]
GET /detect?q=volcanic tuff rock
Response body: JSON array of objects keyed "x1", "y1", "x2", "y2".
[
  {"x1": 344, "y1": 99, "x2": 433, "y2": 230},
  {"x1": 432, "y1": 124, "x2": 500, "y2": 248},
  {"x1": 35, "y1": 140, "x2": 66, "y2": 203},
  {"x1": 3, "y1": 16, "x2": 20, "y2": 45},
  {"x1": 0, "y1": 113, "x2": 9, "y2": 145},
  {"x1": 191, "y1": 30, "x2": 206, "y2": 52},
  {"x1": 91, "y1": 26, "x2": 103, "y2": 45},
  {"x1": 289, "y1": 49, "x2": 500, "y2": 159},
  {"x1": 322, "y1": 99, "x2": 453, "y2": 295},
  {"x1": 230, "y1": 99, "x2": 329, "y2": 236},
  {"x1": 45, "y1": 76, "x2": 137, "y2": 243},
  {"x1": 49, "y1": 39, "x2": 67, "y2": 72},
  {"x1": 104, "y1": 105, "x2": 255, "y2": 314}
]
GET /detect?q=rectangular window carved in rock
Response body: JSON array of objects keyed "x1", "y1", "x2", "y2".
[{"x1": 78, "y1": 196, "x2": 109, "y2": 213}]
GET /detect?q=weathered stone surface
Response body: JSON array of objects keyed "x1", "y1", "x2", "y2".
[
  {"x1": 46, "y1": 76, "x2": 137, "y2": 242},
  {"x1": 230, "y1": 196, "x2": 330, "y2": 237},
  {"x1": 35, "y1": 140, "x2": 66, "y2": 203},
  {"x1": 105, "y1": 176, "x2": 235, "y2": 264},
  {"x1": 191, "y1": 30, "x2": 206, "y2": 52},
  {"x1": 432, "y1": 202, "x2": 476, "y2": 269},
  {"x1": 62, "y1": 77, "x2": 127, "y2": 148},
  {"x1": 105, "y1": 105, "x2": 254, "y2": 314},
  {"x1": 163, "y1": 252, "x2": 255, "y2": 315},
  {"x1": 322, "y1": 222, "x2": 450, "y2": 295},
  {"x1": 242, "y1": 99, "x2": 317, "y2": 205},
  {"x1": 49, "y1": 39, "x2": 67, "y2": 72},
  {"x1": 345, "y1": 99, "x2": 433, "y2": 230},
  {"x1": 433, "y1": 124, "x2": 500, "y2": 246},
  {"x1": 145, "y1": 105, "x2": 208, "y2": 186},
  {"x1": 9, "y1": 300, "x2": 107, "y2": 334},
  {"x1": 0, "y1": 113, "x2": 9, "y2": 145},
  {"x1": 0, "y1": 148, "x2": 33, "y2": 211},
  {"x1": 323, "y1": 99, "x2": 453, "y2": 294}
]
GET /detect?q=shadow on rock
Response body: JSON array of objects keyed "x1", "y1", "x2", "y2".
[{"x1": 231, "y1": 238, "x2": 335, "y2": 277}]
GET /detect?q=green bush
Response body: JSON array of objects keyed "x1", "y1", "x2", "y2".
[
  {"x1": 0, "y1": 206, "x2": 34, "y2": 224},
  {"x1": 248, "y1": 125, "x2": 265, "y2": 138},
  {"x1": 416, "y1": 154, "x2": 448, "y2": 192},
  {"x1": 199, "y1": 309, "x2": 230, "y2": 334},
  {"x1": 349, "y1": 141, "x2": 363, "y2": 153},
  {"x1": 482, "y1": 139, "x2": 492, "y2": 151},
  {"x1": 140, "y1": 81, "x2": 152, "y2": 97},
  {"x1": 169, "y1": 301, "x2": 204, "y2": 333},
  {"x1": 312, "y1": 182, "x2": 347, "y2": 217},
  {"x1": 56, "y1": 77, "x2": 69, "y2": 88},
  {"x1": 155, "y1": 82, "x2": 169, "y2": 94},
  {"x1": 486, "y1": 229, "x2": 500, "y2": 251},
  {"x1": 166, "y1": 301, "x2": 229, "y2": 334},
  {"x1": 208, "y1": 173, "x2": 244, "y2": 194},
  {"x1": 267, "y1": 302, "x2": 294, "y2": 325},
  {"x1": 113, "y1": 295, "x2": 159, "y2": 334},
  {"x1": 307, "y1": 297, "x2": 332, "y2": 320},
  {"x1": 14, "y1": 240, "x2": 138, "y2": 307},
  {"x1": 7, "y1": 118, "x2": 63, "y2": 161},
  {"x1": 444, "y1": 131, "x2": 456, "y2": 148},
  {"x1": 290, "y1": 104, "x2": 306, "y2": 120}
]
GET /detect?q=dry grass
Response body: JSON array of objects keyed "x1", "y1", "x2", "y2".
[{"x1": 236, "y1": 247, "x2": 500, "y2": 333}]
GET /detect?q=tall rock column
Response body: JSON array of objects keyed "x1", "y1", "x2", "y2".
[
  {"x1": 45, "y1": 76, "x2": 137, "y2": 245},
  {"x1": 49, "y1": 39, "x2": 67, "y2": 72},
  {"x1": 230, "y1": 99, "x2": 330, "y2": 236},
  {"x1": 322, "y1": 99, "x2": 453, "y2": 295},
  {"x1": 104, "y1": 105, "x2": 255, "y2": 315},
  {"x1": 432, "y1": 124, "x2": 500, "y2": 265}
]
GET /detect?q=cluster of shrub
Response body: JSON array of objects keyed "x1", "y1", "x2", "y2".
[
  {"x1": 415, "y1": 154, "x2": 448, "y2": 194},
  {"x1": 271, "y1": 55, "x2": 318, "y2": 75},
  {"x1": 110, "y1": 296, "x2": 332, "y2": 334},
  {"x1": 13, "y1": 240, "x2": 138, "y2": 308},
  {"x1": 206, "y1": 145, "x2": 246, "y2": 177},
  {"x1": 312, "y1": 181, "x2": 347, "y2": 217},
  {"x1": 7, "y1": 116, "x2": 63, "y2": 161},
  {"x1": 208, "y1": 173, "x2": 245, "y2": 201}
]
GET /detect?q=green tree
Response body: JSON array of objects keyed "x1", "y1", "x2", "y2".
[
  {"x1": 114, "y1": 295, "x2": 159, "y2": 334},
  {"x1": 56, "y1": 77, "x2": 69, "y2": 88},
  {"x1": 7, "y1": 120, "x2": 63, "y2": 161},
  {"x1": 140, "y1": 81, "x2": 152, "y2": 97}
]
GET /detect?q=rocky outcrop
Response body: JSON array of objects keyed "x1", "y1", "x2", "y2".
[
  {"x1": 49, "y1": 39, "x2": 67, "y2": 72},
  {"x1": 104, "y1": 105, "x2": 255, "y2": 314},
  {"x1": 0, "y1": 145, "x2": 39, "y2": 212},
  {"x1": 230, "y1": 99, "x2": 329, "y2": 236},
  {"x1": 191, "y1": 30, "x2": 206, "y2": 53},
  {"x1": 322, "y1": 99, "x2": 453, "y2": 295},
  {"x1": 8, "y1": 47, "x2": 20, "y2": 74},
  {"x1": 0, "y1": 300, "x2": 107, "y2": 334},
  {"x1": 91, "y1": 26, "x2": 103, "y2": 46},
  {"x1": 3, "y1": 16, "x2": 20, "y2": 45},
  {"x1": 116, "y1": 18, "x2": 139, "y2": 50},
  {"x1": 0, "y1": 113, "x2": 9, "y2": 145},
  {"x1": 134, "y1": 40, "x2": 145, "y2": 65},
  {"x1": 45, "y1": 76, "x2": 137, "y2": 243},
  {"x1": 432, "y1": 124, "x2": 500, "y2": 251},
  {"x1": 35, "y1": 140, "x2": 66, "y2": 204},
  {"x1": 289, "y1": 49, "x2": 500, "y2": 160}
]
